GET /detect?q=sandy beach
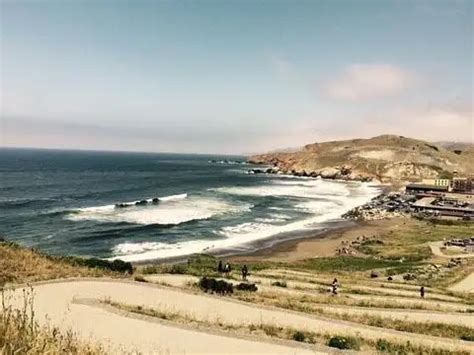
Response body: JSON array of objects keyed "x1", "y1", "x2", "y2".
[{"x1": 230, "y1": 218, "x2": 404, "y2": 263}]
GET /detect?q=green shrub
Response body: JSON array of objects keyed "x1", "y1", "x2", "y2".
[
  {"x1": 168, "y1": 264, "x2": 187, "y2": 274},
  {"x1": 327, "y1": 335, "x2": 360, "y2": 350},
  {"x1": 64, "y1": 257, "x2": 133, "y2": 274},
  {"x1": 141, "y1": 265, "x2": 160, "y2": 274},
  {"x1": 292, "y1": 331, "x2": 305, "y2": 342}
]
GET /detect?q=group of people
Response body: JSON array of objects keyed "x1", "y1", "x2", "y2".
[
  {"x1": 217, "y1": 260, "x2": 232, "y2": 275},
  {"x1": 217, "y1": 261, "x2": 249, "y2": 280},
  {"x1": 216, "y1": 261, "x2": 426, "y2": 298}
]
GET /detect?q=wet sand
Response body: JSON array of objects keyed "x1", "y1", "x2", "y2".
[{"x1": 230, "y1": 218, "x2": 408, "y2": 262}]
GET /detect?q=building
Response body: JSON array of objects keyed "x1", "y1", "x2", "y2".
[
  {"x1": 452, "y1": 177, "x2": 474, "y2": 194},
  {"x1": 406, "y1": 184, "x2": 449, "y2": 194},
  {"x1": 422, "y1": 179, "x2": 451, "y2": 188}
]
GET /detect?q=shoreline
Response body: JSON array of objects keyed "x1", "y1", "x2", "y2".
[
  {"x1": 132, "y1": 180, "x2": 393, "y2": 266},
  {"x1": 228, "y1": 217, "x2": 406, "y2": 263}
]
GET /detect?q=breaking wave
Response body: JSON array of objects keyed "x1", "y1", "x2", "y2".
[
  {"x1": 66, "y1": 194, "x2": 251, "y2": 226},
  {"x1": 110, "y1": 181, "x2": 381, "y2": 262}
]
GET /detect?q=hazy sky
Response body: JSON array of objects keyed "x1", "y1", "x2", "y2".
[{"x1": 1, "y1": 0, "x2": 472, "y2": 154}]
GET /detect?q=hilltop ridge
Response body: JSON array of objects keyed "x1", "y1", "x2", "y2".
[{"x1": 249, "y1": 135, "x2": 474, "y2": 182}]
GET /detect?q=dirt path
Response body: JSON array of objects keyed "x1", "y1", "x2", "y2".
[
  {"x1": 6, "y1": 279, "x2": 473, "y2": 353},
  {"x1": 250, "y1": 273, "x2": 462, "y2": 302},
  {"x1": 429, "y1": 241, "x2": 474, "y2": 259},
  {"x1": 449, "y1": 273, "x2": 474, "y2": 293},
  {"x1": 145, "y1": 274, "x2": 474, "y2": 326},
  {"x1": 5, "y1": 279, "x2": 321, "y2": 355}
]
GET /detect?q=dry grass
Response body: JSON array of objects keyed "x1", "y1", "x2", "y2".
[
  {"x1": 0, "y1": 242, "x2": 115, "y2": 286},
  {"x1": 1, "y1": 288, "x2": 103, "y2": 354},
  {"x1": 311, "y1": 308, "x2": 474, "y2": 341},
  {"x1": 232, "y1": 287, "x2": 468, "y2": 313},
  {"x1": 103, "y1": 299, "x2": 468, "y2": 354}
]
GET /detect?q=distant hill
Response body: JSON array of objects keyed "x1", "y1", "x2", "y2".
[{"x1": 248, "y1": 135, "x2": 474, "y2": 183}]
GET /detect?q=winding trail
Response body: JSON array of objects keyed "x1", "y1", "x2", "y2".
[
  {"x1": 6, "y1": 278, "x2": 474, "y2": 354},
  {"x1": 5, "y1": 279, "x2": 320, "y2": 355},
  {"x1": 429, "y1": 241, "x2": 474, "y2": 259},
  {"x1": 146, "y1": 274, "x2": 474, "y2": 326},
  {"x1": 449, "y1": 273, "x2": 474, "y2": 293}
]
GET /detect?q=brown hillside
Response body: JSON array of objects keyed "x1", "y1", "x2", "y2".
[{"x1": 249, "y1": 135, "x2": 474, "y2": 182}]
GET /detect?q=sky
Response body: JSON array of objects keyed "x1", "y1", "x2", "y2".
[{"x1": 0, "y1": 0, "x2": 472, "y2": 154}]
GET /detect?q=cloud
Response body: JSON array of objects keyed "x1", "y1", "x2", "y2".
[
  {"x1": 326, "y1": 64, "x2": 416, "y2": 100},
  {"x1": 344, "y1": 105, "x2": 473, "y2": 142}
]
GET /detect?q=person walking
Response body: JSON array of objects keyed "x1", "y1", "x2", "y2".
[
  {"x1": 331, "y1": 278, "x2": 339, "y2": 295},
  {"x1": 217, "y1": 260, "x2": 223, "y2": 273},
  {"x1": 420, "y1": 286, "x2": 425, "y2": 298}
]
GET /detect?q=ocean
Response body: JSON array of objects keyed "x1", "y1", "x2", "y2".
[{"x1": 0, "y1": 148, "x2": 381, "y2": 262}]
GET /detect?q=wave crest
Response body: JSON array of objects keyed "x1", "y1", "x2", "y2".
[{"x1": 66, "y1": 194, "x2": 251, "y2": 226}]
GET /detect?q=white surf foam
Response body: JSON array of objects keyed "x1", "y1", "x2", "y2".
[
  {"x1": 67, "y1": 195, "x2": 251, "y2": 226},
  {"x1": 110, "y1": 181, "x2": 381, "y2": 262},
  {"x1": 158, "y1": 193, "x2": 187, "y2": 202},
  {"x1": 212, "y1": 178, "x2": 350, "y2": 199}
]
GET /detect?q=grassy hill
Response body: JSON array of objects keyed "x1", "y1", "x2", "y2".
[{"x1": 249, "y1": 135, "x2": 474, "y2": 182}]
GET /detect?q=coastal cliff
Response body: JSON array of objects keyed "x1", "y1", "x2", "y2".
[{"x1": 249, "y1": 135, "x2": 474, "y2": 183}]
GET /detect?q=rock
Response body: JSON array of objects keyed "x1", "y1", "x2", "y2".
[
  {"x1": 152, "y1": 198, "x2": 159, "y2": 204},
  {"x1": 135, "y1": 200, "x2": 148, "y2": 206},
  {"x1": 320, "y1": 167, "x2": 340, "y2": 179},
  {"x1": 115, "y1": 203, "x2": 132, "y2": 208}
]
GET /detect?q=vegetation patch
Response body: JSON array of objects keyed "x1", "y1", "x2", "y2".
[
  {"x1": 140, "y1": 254, "x2": 272, "y2": 277},
  {"x1": 1, "y1": 288, "x2": 103, "y2": 354},
  {"x1": 61, "y1": 256, "x2": 133, "y2": 274},
  {"x1": 0, "y1": 241, "x2": 122, "y2": 285},
  {"x1": 327, "y1": 335, "x2": 360, "y2": 350},
  {"x1": 292, "y1": 330, "x2": 306, "y2": 342},
  {"x1": 298, "y1": 256, "x2": 402, "y2": 273},
  {"x1": 134, "y1": 275, "x2": 148, "y2": 282},
  {"x1": 317, "y1": 310, "x2": 474, "y2": 341},
  {"x1": 271, "y1": 281, "x2": 287, "y2": 288}
]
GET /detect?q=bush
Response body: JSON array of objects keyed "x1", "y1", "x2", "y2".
[
  {"x1": 235, "y1": 283, "x2": 258, "y2": 292},
  {"x1": 375, "y1": 339, "x2": 415, "y2": 353},
  {"x1": 168, "y1": 264, "x2": 187, "y2": 274},
  {"x1": 327, "y1": 335, "x2": 360, "y2": 350},
  {"x1": 292, "y1": 331, "x2": 305, "y2": 342},
  {"x1": 271, "y1": 281, "x2": 287, "y2": 288},
  {"x1": 66, "y1": 257, "x2": 134, "y2": 274},
  {"x1": 198, "y1": 277, "x2": 233, "y2": 295}
]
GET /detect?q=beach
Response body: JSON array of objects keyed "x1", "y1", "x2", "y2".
[
  {"x1": 0, "y1": 148, "x2": 381, "y2": 263},
  {"x1": 230, "y1": 218, "x2": 402, "y2": 262}
]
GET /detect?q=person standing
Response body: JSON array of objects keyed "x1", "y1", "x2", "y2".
[
  {"x1": 241, "y1": 265, "x2": 248, "y2": 280},
  {"x1": 217, "y1": 260, "x2": 223, "y2": 273},
  {"x1": 420, "y1": 286, "x2": 425, "y2": 298},
  {"x1": 224, "y1": 262, "x2": 231, "y2": 277}
]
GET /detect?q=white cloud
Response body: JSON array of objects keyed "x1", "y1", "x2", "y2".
[
  {"x1": 347, "y1": 106, "x2": 473, "y2": 142},
  {"x1": 326, "y1": 64, "x2": 415, "y2": 100}
]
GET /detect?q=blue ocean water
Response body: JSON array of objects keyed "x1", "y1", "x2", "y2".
[{"x1": 0, "y1": 148, "x2": 380, "y2": 262}]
